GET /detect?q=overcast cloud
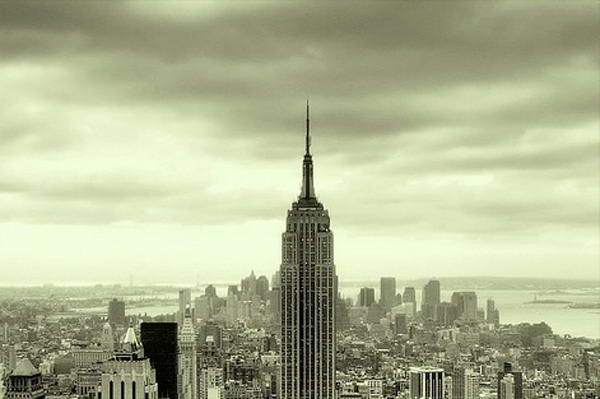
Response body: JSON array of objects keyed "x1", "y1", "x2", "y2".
[{"x1": 0, "y1": 1, "x2": 597, "y2": 284}]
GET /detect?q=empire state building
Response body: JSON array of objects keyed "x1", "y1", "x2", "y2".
[{"x1": 280, "y1": 103, "x2": 336, "y2": 399}]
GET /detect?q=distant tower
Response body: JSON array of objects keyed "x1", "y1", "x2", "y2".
[
  {"x1": 421, "y1": 280, "x2": 441, "y2": 320},
  {"x1": 279, "y1": 102, "x2": 336, "y2": 399},
  {"x1": 108, "y1": 299, "x2": 126, "y2": 326},
  {"x1": 5, "y1": 358, "x2": 46, "y2": 399},
  {"x1": 178, "y1": 289, "x2": 192, "y2": 326},
  {"x1": 101, "y1": 322, "x2": 115, "y2": 352},
  {"x1": 380, "y1": 277, "x2": 397, "y2": 311},
  {"x1": 179, "y1": 308, "x2": 197, "y2": 399},
  {"x1": 358, "y1": 287, "x2": 375, "y2": 307}
]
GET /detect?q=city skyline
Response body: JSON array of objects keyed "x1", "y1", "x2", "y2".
[{"x1": 0, "y1": 2, "x2": 598, "y2": 285}]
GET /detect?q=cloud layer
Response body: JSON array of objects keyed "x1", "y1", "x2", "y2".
[{"x1": 0, "y1": 1, "x2": 597, "y2": 283}]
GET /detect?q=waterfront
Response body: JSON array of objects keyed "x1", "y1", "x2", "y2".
[{"x1": 70, "y1": 286, "x2": 600, "y2": 339}]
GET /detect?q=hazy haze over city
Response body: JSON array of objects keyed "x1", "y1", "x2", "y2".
[{"x1": 0, "y1": 1, "x2": 597, "y2": 285}]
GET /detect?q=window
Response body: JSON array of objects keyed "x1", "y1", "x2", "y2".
[
  {"x1": 109, "y1": 381, "x2": 114, "y2": 399},
  {"x1": 121, "y1": 382, "x2": 125, "y2": 399},
  {"x1": 132, "y1": 382, "x2": 136, "y2": 399}
]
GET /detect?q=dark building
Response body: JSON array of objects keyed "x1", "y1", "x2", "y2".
[
  {"x1": 380, "y1": 277, "x2": 397, "y2": 311},
  {"x1": 421, "y1": 280, "x2": 440, "y2": 320},
  {"x1": 140, "y1": 322, "x2": 178, "y2": 399},
  {"x1": 497, "y1": 362, "x2": 523, "y2": 399},
  {"x1": 358, "y1": 287, "x2": 375, "y2": 307},
  {"x1": 108, "y1": 299, "x2": 125, "y2": 326},
  {"x1": 280, "y1": 104, "x2": 336, "y2": 399}
]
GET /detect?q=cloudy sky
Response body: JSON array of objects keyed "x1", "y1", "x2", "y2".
[{"x1": 0, "y1": 1, "x2": 597, "y2": 285}]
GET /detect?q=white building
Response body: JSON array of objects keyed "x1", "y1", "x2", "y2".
[{"x1": 179, "y1": 310, "x2": 197, "y2": 399}]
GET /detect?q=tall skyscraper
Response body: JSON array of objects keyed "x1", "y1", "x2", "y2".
[
  {"x1": 279, "y1": 103, "x2": 336, "y2": 399},
  {"x1": 141, "y1": 322, "x2": 179, "y2": 399},
  {"x1": 421, "y1": 280, "x2": 440, "y2": 319},
  {"x1": 358, "y1": 287, "x2": 376, "y2": 307},
  {"x1": 380, "y1": 277, "x2": 397, "y2": 311},
  {"x1": 108, "y1": 299, "x2": 126, "y2": 326},
  {"x1": 179, "y1": 310, "x2": 197, "y2": 399},
  {"x1": 409, "y1": 367, "x2": 444, "y2": 399}
]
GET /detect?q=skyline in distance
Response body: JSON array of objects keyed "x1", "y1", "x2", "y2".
[{"x1": 0, "y1": 2, "x2": 597, "y2": 285}]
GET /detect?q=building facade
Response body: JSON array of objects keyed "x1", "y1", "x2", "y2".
[
  {"x1": 179, "y1": 311, "x2": 197, "y2": 399},
  {"x1": 279, "y1": 104, "x2": 336, "y2": 399},
  {"x1": 409, "y1": 367, "x2": 444, "y2": 399}
]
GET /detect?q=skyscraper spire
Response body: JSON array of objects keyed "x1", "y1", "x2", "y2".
[
  {"x1": 306, "y1": 99, "x2": 311, "y2": 156},
  {"x1": 300, "y1": 101, "x2": 316, "y2": 201}
]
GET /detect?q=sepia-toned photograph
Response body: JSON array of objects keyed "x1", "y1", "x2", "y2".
[{"x1": 0, "y1": 1, "x2": 598, "y2": 398}]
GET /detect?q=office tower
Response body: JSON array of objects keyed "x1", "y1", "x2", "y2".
[
  {"x1": 380, "y1": 277, "x2": 397, "y2": 311},
  {"x1": 108, "y1": 299, "x2": 126, "y2": 326},
  {"x1": 178, "y1": 289, "x2": 192, "y2": 325},
  {"x1": 280, "y1": 104, "x2": 336, "y2": 399},
  {"x1": 409, "y1": 367, "x2": 444, "y2": 399},
  {"x1": 141, "y1": 322, "x2": 179, "y2": 399},
  {"x1": 486, "y1": 298, "x2": 500, "y2": 326},
  {"x1": 436, "y1": 302, "x2": 459, "y2": 326},
  {"x1": 451, "y1": 292, "x2": 478, "y2": 321},
  {"x1": 205, "y1": 285, "x2": 217, "y2": 298},
  {"x1": 403, "y1": 287, "x2": 416, "y2": 303},
  {"x1": 421, "y1": 280, "x2": 440, "y2": 320},
  {"x1": 241, "y1": 271, "x2": 257, "y2": 298},
  {"x1": 497, "y1": 363, "x2": 522, "y2": 399},
  {"x1": 357, "y1": 287, "x2": 375, "y2": 307},
  {"x1": 5, "y1": 358, "x2": 46, "y2": 399},
  {"x1": 256, "y1": 275, "x2": 270, "y2": 301},
  {"x1": 179, "y1": 310, "x2": 197, "y2": 399},
  {"x1": 452, "y1": 368, "x2": 479, "y2": 399},
  {"x1": 101, "y1": 321, "x2": 115, "y2": 352},
  {"x1": 394, "y1": 313, "x2": 408, "y2": 335},
  {"x1": 402, "y1": 287, "x2": 417, "y2": 315},
  {"x1": 198, "y1": 367, "x2": 223, "y2": 399},
  {"x1": 100, "y1": 327, "x2": 158, "y2": 399}
]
